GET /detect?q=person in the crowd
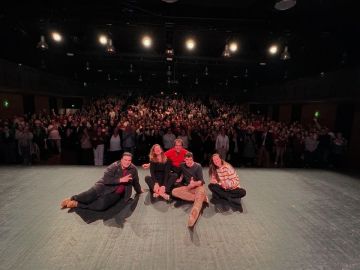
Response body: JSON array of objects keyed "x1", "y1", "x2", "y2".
[
  {"x1": 15, "y1": 125, "x2": 34, "y2": 165},
  {"x1": 91, "y1": 126, "x2": 106, "y2": 166},
  {"x1": 274, "y1": 131, "x2": 287, "y2": 167},
  {"x1": 256, "y1": 127, "x2": 273, "y2": 167},
  {"x1": 144, "y1": 144, "x2": 177, "y2": 200},
  {"x1": 61, "y1": 152, "x2": 143, "y2": 211},
  {"x1": 208, "y1": 153, "x2": 246, "y2": 210},
  {"x1": 162, "y1": 128, "x2": 176, "y2": 151},
  {"x1": 79, "y1": 127, "x2": 93, "y2": 165},
  {"x1": 107, "y1": 127, "x2": 122, "y2": 165},
  {"x1": 171, "y1": 152, "x2": 208, "y2": 228},
  {"x1": 47, "y1": 119, "x2": 62, "y2": 154},
  {"x1": 215, "y1": 127, "x2": 229, "y2": 160}
]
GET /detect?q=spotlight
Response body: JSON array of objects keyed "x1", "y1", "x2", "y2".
[
  {"x1": 269, "y1": 45, "x2": 278, "y2": 55},
  {"x1": 36, "y1": 35, "x2": 48, "y2": 50},
  {"x1": 280, "y1": 46, "x2": 291, "y2": 60},
  {"x1": 142, "y1": 35, "x2": 152, "y2": 48},
  {"x1": 99, "y1": 35, "x2": 108, "y2": 45},
  {"x1": 165, "y1": 48, "x2": 174, "y2": 61},
  {"x1": 51, "y1": 32, "x2": 62, "y2": 42},
  {"x1": 223, "y1": 44, "x2": 230, "y2": 57},
  {"x1": 275, "y1": 0, "x2": 297, "y2": 11},
  {"x1": 185, "y1": 38, "x2": 196, "y2": 50},
  {"x1": 106, "y1": 39, "x2": 116, "y2": 54},
  {"x1": 229, "y1": 42, "x2": 238, "y2": 53}
]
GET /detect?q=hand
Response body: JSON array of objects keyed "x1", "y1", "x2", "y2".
[
  {"x1": 210, "y1": 178, "x2": 218, "y2": 184},
  {"x1": 119, "y1": 174, "x2": 132, "y2": 183},
  {"x1": 188, "y1": 178, "x2": 197, "y2": 189},
  {"x1": 142, "y1": 163, "x2": 150, "y2": 169},
  {"x1": 175, "y1": 178, "x2": 182, "y2": 183}
]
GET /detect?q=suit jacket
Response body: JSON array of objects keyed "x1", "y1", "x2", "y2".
[{"x1": 93, "y1": 161, "x2": 142, "y2": 196}]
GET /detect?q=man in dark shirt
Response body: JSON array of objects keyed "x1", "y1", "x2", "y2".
[
  {"x1": 172, "y1": 152, "x2": 208, "y2": 228},
  {"x1": 61, "y1": 152, "x2": 143, "y2": 211}
]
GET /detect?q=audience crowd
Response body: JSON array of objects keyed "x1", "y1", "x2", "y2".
[{"x1": 0, "y1": 94, "x2": 348, "y2": 168}]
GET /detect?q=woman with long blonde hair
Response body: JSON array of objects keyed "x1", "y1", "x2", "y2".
[
  {"x1": 145, "y1": 144, "x2": 177, "y2": 200},
  {"x1": 208, "y1": 153, "x2": 246, "y2": 210}
]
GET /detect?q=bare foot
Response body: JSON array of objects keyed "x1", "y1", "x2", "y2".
[{"x1": 160, "y1": 192, "x2": 170, "y2": 201}]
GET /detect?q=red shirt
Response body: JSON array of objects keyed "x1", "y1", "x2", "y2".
[{"x1": 165, "y1": 148, "x2": 188, "y2": 168}]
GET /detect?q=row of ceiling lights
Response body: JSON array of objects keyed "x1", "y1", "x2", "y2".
[{"x1": 37, "y1": 32, "x2": 291, "y2": 60}]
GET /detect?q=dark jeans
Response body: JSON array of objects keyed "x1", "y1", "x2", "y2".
[
  {"x1": 145, "y1": 172, "x2": 178, "y2": 194},
  {"x1": 208, "y1": 183, "x2": 246, "y2": 204},
  {"x1": 71, "y1": 185, "x2": 132, "y2": 211}
]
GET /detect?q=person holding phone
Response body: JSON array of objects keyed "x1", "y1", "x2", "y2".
[{"x1": 61, "y1": 152, "x2": 143, "y2": 211}]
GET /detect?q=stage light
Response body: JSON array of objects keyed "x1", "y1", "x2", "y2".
[
  {"x1": 36, "y1": 35, "x2": 48, "y2": 50},
  {"x1": 223, "y1": 44, "x2": 230, "y2": 57},
  {"x1": 99, "y1": 35, "x2": 108, "y2": 45},
  {"x1": 314, "y1": 111, "x2": 320, "y2": 118},
  {"x1": 142, "y1": 35, "x2": 152, "y2": 48},
  {"x1": 229, "y1": 42, "x2": 238, "y2": 53},
  {"x1": 186, "y1": 38, "x2": 196, "y2": 50},
  {"x1": 269, "y1": 45, "x2": 278, "y2": 55},
  {"x1": 275, "y1": 0, "x2": 297, "y2": 11},
  {"x1": 106, "y1": 39, "x2": 116, "y2": 54},
  {"x1": 165, "y1": 48, "x2": 174, "y2": 61},
  {"x1": 280, "y1": 46, "x2": 291, "y2": 60},
  {"x1": 51, "y1": 32, "x2": 62, "y2": 42},
  {"x1": 3, "y1": 100, "x2": 10, "y2": 108}
]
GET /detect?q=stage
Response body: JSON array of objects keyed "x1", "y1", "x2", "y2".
[{"x1": 0, "y1": 166, "x2": 360, "y2": 270}]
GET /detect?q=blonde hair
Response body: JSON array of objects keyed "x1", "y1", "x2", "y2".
[{"x1": 149, "y1": 144, "x2": 167, "y2": 163}]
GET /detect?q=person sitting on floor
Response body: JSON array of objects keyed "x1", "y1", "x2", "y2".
[
  {"x1": 171, "y1": 152, "x2": 208, "y2": 228},
  {"x1": 208, "y1": 153, "x2": 246, "y2": 210},
  {"x1": 61, "y1": 152, "x2": 143, "y2": 211},
  {"x1": 144, "y1": 144, "x2": 177, "y2": 201}
]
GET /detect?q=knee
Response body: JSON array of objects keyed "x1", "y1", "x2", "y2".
[
  {"x1": 240, "y1": 188, "x2": 247, "y2": 198},
  {"x1": 171, "y1": 187, "x2": 181, "y2": 197}
]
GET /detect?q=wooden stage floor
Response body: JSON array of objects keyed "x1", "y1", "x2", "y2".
[{"x1": 1, "y1": 166, "x2": 360, "y2": 270}]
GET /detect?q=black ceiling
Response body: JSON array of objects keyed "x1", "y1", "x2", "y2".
[{"x1": 0, "y1": 0, "x2": 359, "y2": 91}]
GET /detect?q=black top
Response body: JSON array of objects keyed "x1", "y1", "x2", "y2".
[
  {"x1": 150, "y1": 159, "x2": 172, "y2": 185},
  {"x1": 93, "y1": 161, "x2": 142, "y2": 195},
  {"x1": 179, "y1": 162, "x2": 204, "y2": 185}
]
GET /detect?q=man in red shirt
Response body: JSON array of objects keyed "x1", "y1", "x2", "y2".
[{"x1": 164, "y1": 138, "x2": 188, "y2": 174}]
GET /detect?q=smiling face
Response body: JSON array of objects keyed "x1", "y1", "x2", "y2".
[
  {"x1": 184, "y1": 156, "x2": 194, "y2": 167},
  {"x1": 212, "y1": 154, "x2": 222, "y2": 168},
  {"x1": 120, "y1": 154, "x2": 132, "y2": 168},
  {"x1": 153, "y1": 144, "x2": 163, "y2": 156},
  {"x1": 174, "y1": 141, "x2": 183, "y2": 153}
]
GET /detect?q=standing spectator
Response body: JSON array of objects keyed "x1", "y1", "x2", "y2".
[
  {"x1": 91, "y1": 126, "x2": 106, "y2": 166},
  {"x1": 15, "y1": 125, "x2": 34, "y2": 165},
  {"x1": 215, "y1": 128, "x2": 229, "y2": 160},
  {"x1": 122, "y1": 125, "x2": 136, "y2": 155},
  {"x1": 304, "y1": 132, "x2": 319, "y2": 167},
  {"x1": 47, "y1": 119, "x2": 62, "y2": 154},
  {"x1": 80, "y1": 127, "x2": 93, "y2": 165},
  {"x1": 163, "y1": 128, "x2": 176, "y2": 151},
  {"x1": 107, "y1": 127, "x2": 122, "y2": 165},
  {"x1": 331, "y1": 132, "x2": 347, "y2": 168}
]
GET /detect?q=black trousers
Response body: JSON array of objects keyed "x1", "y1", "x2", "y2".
[
  {"x1": 71, "y1": 185, "x2": 132, "y2": 211},
  {"x1": 208, "y1": 183, "x2": 246, "y2": 204},
  {"x1": 145, "y1": 173, "x2": 178, "y2": 194}
]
